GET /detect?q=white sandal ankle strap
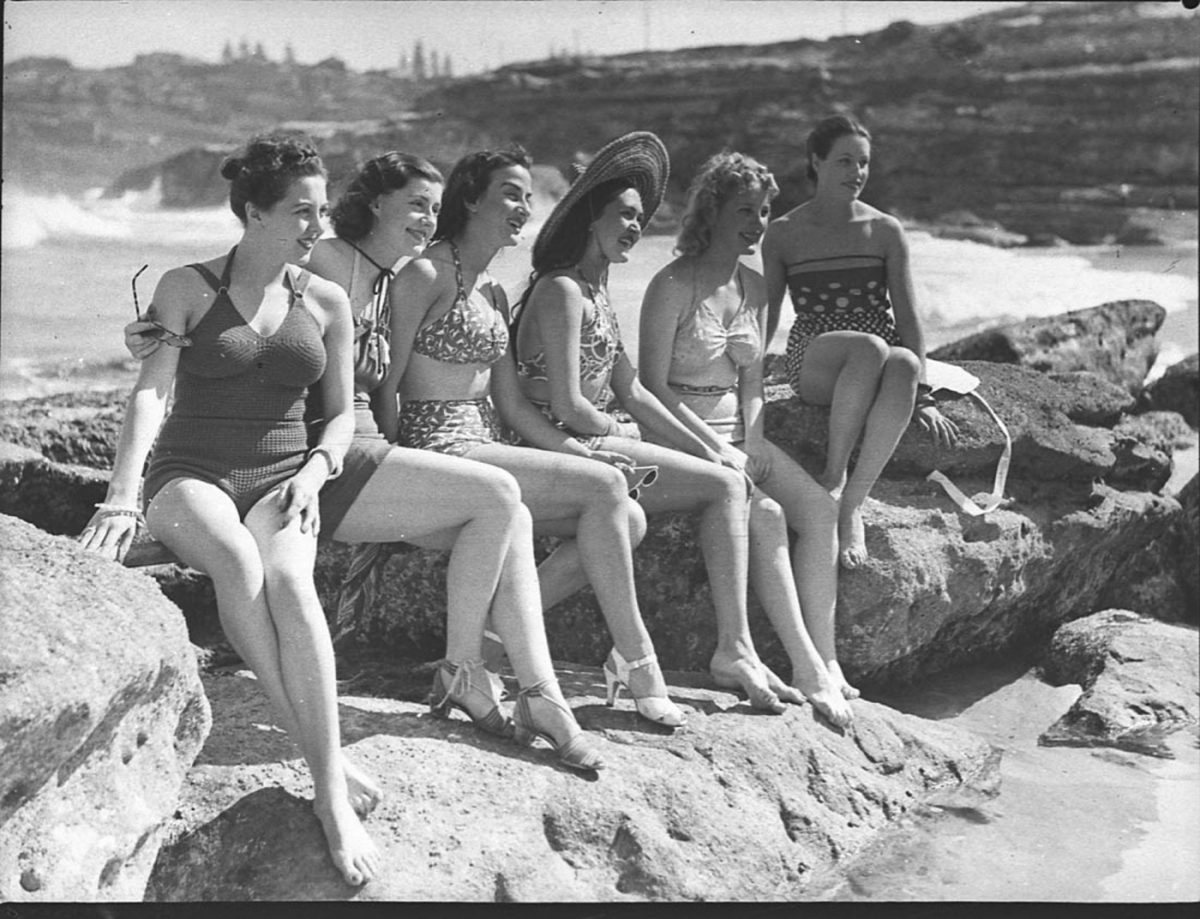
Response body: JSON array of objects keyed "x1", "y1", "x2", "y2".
[{"x1": 611, "y1": 648, "x2": 658, "y2": 673}]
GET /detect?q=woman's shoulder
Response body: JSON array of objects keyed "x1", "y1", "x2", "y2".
[
  {"x1": 295, "y1": 267, "x2": 350, "y2": 311},
  {"x1": 307, "y1": 237, "x2": 353, "y2": 278},
  {"x1": 856, "y1": 202, "x2": 904, "y2": 234},
  {"x1": 532, "y1": 269, "x2": 587, "y2": 305}
]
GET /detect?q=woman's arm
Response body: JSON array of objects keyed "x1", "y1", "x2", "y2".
[
  {"x1": 611, "y1": 354, "x2": 729, "y2": 463},
  {"x1": 80, "y1": 270, "x2": 191, "y2": 559},
  {"x1": 762, "y1": 219, "x2": 790, "y2": 346},
  {"x1": 490, "y1": 347, "x2": 594, "y2": 457},
  {"x1": 535, "y1": 276, "x2": 624, "y2": 437},
  {"x1": 882, "y1": 217, "x2": 925, "y2": 366},
  {"x1": 638, "y1": 267, "x2": 735, "y2": 455},
  {"x1": 377, "y1": 258, "x2": 438, "y2": 442},
  {"x1": 279, "y1": 277, "x2": 356, "y2": 533}
]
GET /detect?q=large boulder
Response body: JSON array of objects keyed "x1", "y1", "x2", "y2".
[
  {"x1": 1142, "y1": 353, "x2": 1199, "y2": 428},
  {"x1": 1038, "y1": 609, "x2": 1199, "y2": 756},
  {"x1": 145, "y1": 664, "x2": 997, "y2": 901},
  {"x1": 929, "y1": 300, "x2": 1165, "y2": 395},
  {"x1": 0, "y1": 514, "x2": 211, "y2": 902}
]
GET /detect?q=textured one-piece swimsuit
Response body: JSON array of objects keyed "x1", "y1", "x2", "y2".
[
  {"x1": 665, "y1": 264, "x2": 761, "y2": 444},
  {"x1": 143, "y1": 248, "x2": 326, "y2": 519},
  {"x1": 397, "y1": 242, "x2": 510, "y2": 456},
  {"x1": 515, "y1": 271, "x2": 627, "y2": 449},
  {"x1": 782, "y1": 254, "x2": 901, "y2": 395}
]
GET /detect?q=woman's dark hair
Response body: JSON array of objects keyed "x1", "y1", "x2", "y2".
[
  {"x1": 532, "y1": 177, "x2": 635, "y2": 275},
  {"x1": 330, "y1": 152, "x2": 444, "y2": 241},
  {"x1": 805, "y1": 115, "x2": 871, "y2": 184},
  {"x1": 512, "y1": 176, "x2": 636, "y2": 330},
  {"x1": 220, "y1": 133, "x2": 327, "y2": 224},
  {"x1": 433, "y1": 146, "x2": 532, "y2": 243}
]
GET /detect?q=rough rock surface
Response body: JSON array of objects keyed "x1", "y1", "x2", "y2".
[
  {"x1": 1098, "y1": 474, "x2": 1199, "y2": 625},
  {"x1": 1038, "y1": 609, "x2": 1199, "y2": 756},
  {"x1": 144, "y1": 664, "x2": 997, "y2": 902},
  {"x1": 0, "y1": 514, "x2": 211, "y2": 902},
  {"x1": 1143, "y1": 353, "x2": 1200, "y2": 428},
  {"x1": 928, "y1": 300, "x2": 1165, "y2": 395}
]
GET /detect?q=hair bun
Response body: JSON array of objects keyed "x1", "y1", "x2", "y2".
[{"x1": 219, "y1": 154, "x2": 246, "y2": 181}]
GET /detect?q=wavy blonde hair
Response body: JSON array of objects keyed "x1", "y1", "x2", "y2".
[{"x1": 675, "y1": 152, "x2": 778, "y2": 257}]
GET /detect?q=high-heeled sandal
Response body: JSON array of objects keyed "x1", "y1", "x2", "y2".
[
  {"x1": 604, "y1": 648, "x2": 687, "y2": 728},
  {"x1": 429, "y1": 658, "x2": 514, "y2": 738},
  {"x1": 513, "y1": 681, "x2": 605, "y2": 772}
]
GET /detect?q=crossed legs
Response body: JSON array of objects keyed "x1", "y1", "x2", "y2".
[{"x1": 797, "y1": 332, "x2": 920, "y2": 567}]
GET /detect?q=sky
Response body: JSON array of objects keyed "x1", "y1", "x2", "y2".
[{"x1": 3, "y1": 0, "x2": 1026, "y2": 75}]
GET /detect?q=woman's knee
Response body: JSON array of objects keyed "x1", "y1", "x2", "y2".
[
  {"x1": 477, "y1": 465, "x2": 524, "y2": 511},
  {"x1": 582, "y1": 463, "x2": 631, "y2": 510},
  {"x1": 626, "y1": 498, "x2": 648, "y2": 547},
  {"x1": 750, "y1": 493, "x2": 786, "y2": 530},
  {"x1": 848, "y1": 334, "x2": 891, "y2": 372},
  {"x1": 885, "y1": 346, "x2": 921, "y2": 383}
]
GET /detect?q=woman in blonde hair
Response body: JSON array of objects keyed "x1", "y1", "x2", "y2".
[{"x1": 638, "y1": 150, "x2": 854, "y2": 720}]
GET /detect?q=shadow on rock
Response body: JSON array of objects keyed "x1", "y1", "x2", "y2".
[{"x1": 145, "y1": 786, "x2": 359, "y2": 901}]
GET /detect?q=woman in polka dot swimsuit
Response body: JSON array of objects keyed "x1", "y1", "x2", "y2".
[{"x1": 763, "y1": 115, "x2": 959, "y2": 569}]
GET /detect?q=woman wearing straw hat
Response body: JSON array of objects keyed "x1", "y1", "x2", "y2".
[
  {"x1": 638, "y1": 150, "x2": 855, "y2": 721},
  {"x1": 379, "y1": 145, "x2": 684, "y2": 756},
  {"x1": 512, "y1": 131, "x2": 806, "y2": 715}
]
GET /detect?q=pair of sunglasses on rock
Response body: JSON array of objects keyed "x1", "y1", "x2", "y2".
[{"x1": 132, "y1": 265, "x2": 192, "y2": 347}]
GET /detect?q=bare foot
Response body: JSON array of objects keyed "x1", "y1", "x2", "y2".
[
  {"x1": 710, "y1": 651, "x2": 786, "y2": 713},
  {"x1": 314, "y1": 796, "x2": 381, "y2": 887},
  {"x1": 839, "y1": 505, "x2": 868, "y2": 569},
  {"x1": 342, "y1": 755, "x2": 382, "y2": 818},
  {"x1": 826, "y1": 660, "x2": 861, "y2": 700}
]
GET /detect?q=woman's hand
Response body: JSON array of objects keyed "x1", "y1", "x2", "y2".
[
  {"x1": 274, "y1": 466, "x2": 326, "y2": 535},
  {"x1": 914, "y1": 405, "x2": 960, "y2": 447},
  {"x1": 78, "y1": 508, "x2": 141, "y2": 563},
  {"x1": 124, "y1": 319, "x2": 164, "y2": 360},
  {"x1": 583, "y1": 448, "x2": 635, "y2": 474}
]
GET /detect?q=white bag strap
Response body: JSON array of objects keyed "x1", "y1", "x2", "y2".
[{"x1": 926, "y1": 390, "x2": 1013, "y2": 516}]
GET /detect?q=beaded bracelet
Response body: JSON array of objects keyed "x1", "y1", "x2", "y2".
[
  {"x1": 306, "y1": 445, "x2": 344, "y2": 480},
  {"x1": 94, "y1": 503, "x2": 146, "y2": 525}
]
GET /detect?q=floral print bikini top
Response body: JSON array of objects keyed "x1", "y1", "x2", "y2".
[
  {"x1": 517, "y1": 271, "x2": 625, "y2": 409},
  {"x1": 411, "y1": 242, "x2": 509, "y2": 366}
]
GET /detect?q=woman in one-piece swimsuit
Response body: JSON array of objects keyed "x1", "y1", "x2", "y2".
[
  {"x1": 381, "y1": 147, "x2": 654, "y2": 758},
  {"x1": 82, "y1": 134, "x2": 379, "y2": 886},
  {"x1": 638, "y1": 150, "x2": 854, "y2": 721},
  {"x1": 762, "y1": 114, "x2": 959, "y2": 570},
  {"x1": 513, "y1": 131, "x2": 805, "y2": 717}
]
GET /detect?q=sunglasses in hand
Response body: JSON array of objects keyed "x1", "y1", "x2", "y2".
[{"x1": 132, "y1": 265, "x2": 192, "y2": 347}]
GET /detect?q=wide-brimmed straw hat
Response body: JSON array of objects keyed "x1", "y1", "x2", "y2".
[{"x1": 533, "y1": 131, "x2": 670, "y2": 268}]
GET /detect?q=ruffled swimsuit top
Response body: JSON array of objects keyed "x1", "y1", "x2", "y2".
[
  {"x1": 668, "y1": 264, "x2": 761, "y2": 393},
  {"x1": 411, "y1": 241, "x2": 508, "y2": 366},
  {"x1": 517, "y1": 271, "x2": 625, "y2": 409}
]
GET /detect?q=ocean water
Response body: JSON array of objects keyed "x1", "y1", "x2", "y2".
[{"x1": 2, "y1": 186, "x2": 1197, "y2": 400}]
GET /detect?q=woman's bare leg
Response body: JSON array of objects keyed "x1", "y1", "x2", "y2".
[
  {"x1": 593, "y1": 437, "x2": 785, "y2": 712},
  {"x1": 148, "y1": 480, "x2": 378, "y2": 886},
  {"x1": 755, "y1": 442, "x2": 857, "y2": 713},
  {"x1": 835, "y1": 346, "x2": 920, "y2": 566}
]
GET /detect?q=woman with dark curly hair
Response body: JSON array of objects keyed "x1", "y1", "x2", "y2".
[
  {"x1": 83, "y1": 133, "x2": 380, "y2": 885},
  {"x1": 639, "y1": 150, "x2": 854, "y2": 719}
]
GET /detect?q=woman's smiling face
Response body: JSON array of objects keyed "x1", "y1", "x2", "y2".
[
  {"x1": 255, "y1": 174, "x2": 329, "y2": 262},
  {"x1": 375, "y1": 178, "x2": 443, "y2": 256},
  {"x1": 814, "y1": 134, "x2": 871, "y2": 198},
  {"x1": 470, "y1": 164, "x2": 533, "y2": 247},
  {"x1": 590, "y1": 187, "x2": 645, "y2": 264},
  {"x1": 711, "y1": 184, "x2": 773, "y2": 256}
]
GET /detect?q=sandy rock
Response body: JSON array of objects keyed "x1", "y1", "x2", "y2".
[
  {"x1": 929, "y1": 300, "x2": 1165, "y2": 395},
  {"x1": 0, "y1": 515, "x2": 211, "y2": 902},
  {"x1": 1143, "y1": 353, "x2": 1199, "y2": 428},
  {"x1": 144, "y1": 665, "x2": 996, "y2": 902},
  {"x1": 1038, "y1": 609, "x2": 1199, "y2": 756}
]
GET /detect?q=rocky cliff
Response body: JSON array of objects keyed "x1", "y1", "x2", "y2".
[{"x1": 6, "y1": 2, "x2": 1196, "y2": 244}]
